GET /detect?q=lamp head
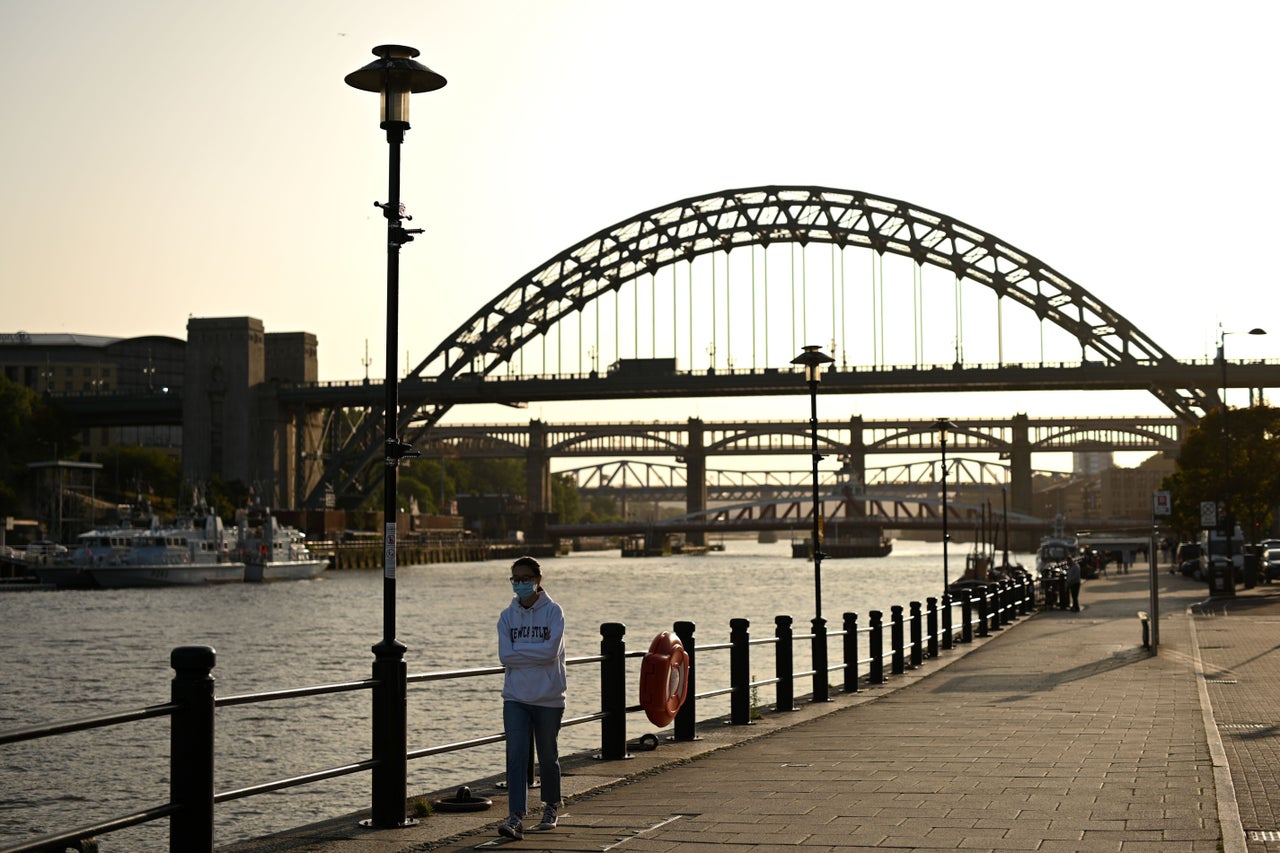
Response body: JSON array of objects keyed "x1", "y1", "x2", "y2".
[
  {"x1": 345, "y1": 44, "x2": 446, "y2": 128},
  {"x1": 791, "y1": 345, "x2": 834, "y2": 383},
  {"x1": 933, "y1": 417, "x2": 955, "y2": 439}
]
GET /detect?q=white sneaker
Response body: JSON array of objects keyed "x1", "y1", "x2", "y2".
[
  {"x1": 498, "y1": 813, "x2": 523, "y2": 840},
  {"x1": 536, "y1": 804, "x2": 558, "y2": 830}
]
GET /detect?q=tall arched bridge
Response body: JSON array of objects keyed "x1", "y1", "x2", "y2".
[
  {"x1": 48, "y1": 186, "x2": 1271, "y2": 511},
  {"x1": 293, "y1": 185, "x2": 1274, "y2": 511}
]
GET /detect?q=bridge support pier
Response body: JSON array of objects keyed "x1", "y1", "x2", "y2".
[
  {"x1": 526, "y1": 419, "x2": 552, "y2": 521},
  {"x1": 684, "y1": 418, "x2": 707, "y2": 546},
  {"x1": 1008, "y1": 414, "x2": 1034, "y2": 550}
]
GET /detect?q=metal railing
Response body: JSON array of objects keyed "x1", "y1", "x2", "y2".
[{"x1": 0, "y1": 576, "x2": 1035, "y2": 852}]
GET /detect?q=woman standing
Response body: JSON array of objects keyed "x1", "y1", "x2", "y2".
[{"x1": 496, "y1": 556, "x2": 566, "y2": 840}]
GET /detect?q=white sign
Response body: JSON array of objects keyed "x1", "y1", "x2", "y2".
[
  {"x1": 1200, "y1": 500, "x2": 1218, "y2": 529},
  {"x1": 1153, "y1": 490, "x2": 1171, "y2": 516},
  {"x1": 384, "y1": 523, "x2": 397, "y2": 579}
]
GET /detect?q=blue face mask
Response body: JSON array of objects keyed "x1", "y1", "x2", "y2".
[{"x1": 512, "y1": 581, "x2": 537, "y2": 600}]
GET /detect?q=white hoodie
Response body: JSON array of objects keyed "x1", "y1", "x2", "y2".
[{"x1": 497, "y1": 589, "x2": 566, "y2": 708}]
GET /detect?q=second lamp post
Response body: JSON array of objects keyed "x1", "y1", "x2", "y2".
[
  {"x1": 793, "y1": 345, "x2": 834, "y2": 701},
  {"x1": 933, "y1": 418, "x2": 955, "y2": 592}
]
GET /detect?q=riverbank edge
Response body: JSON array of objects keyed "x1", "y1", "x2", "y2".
[{"x1": 217, "y1": 612, "x2": 1026, "y2": 852}]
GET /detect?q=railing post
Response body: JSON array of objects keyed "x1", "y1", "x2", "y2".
[
  {"x1": 1020, "y1": 577, "x2": 1032, "y2": 615},
  {"x1": 941, "y1": 592, "x2": 954, "y2": 650},
  {"x1": 170, "y1": 645, "x2": 215, "y2": 853},
  {"x1": 369, "y1": 642, "x2": 409, "y2": 828},
  {"x1": 775, "y1": 615, "x2": 794, "y2": 712},
  {"x1": 926, "y1": 597, "x2": 939, "y2": 659},
  {"x1": 811, "y1": 616, "x2": 829, "y2": 703},
  {"x1": 961, "y1": 592, "x2": 974, "y2": 644},
  {"x1": 890, "y1": 605, "x2": 905, "y2": 675},
  {"x1": 909, "y1": 601, "x2": 923, "y2": 668},
  {"x1": 869, "y1": 611, "x2": 884, "y2": 684},
  {"x1": 673, "y1": 620, "x2": 697, "y2": 741},
  {"x1": 599, "y1": 622, "x2": 628, "y2": 759},
  {"x1": 998, "y1": 581, "x2": 1011, "y2": 626},
  {"x1": 730, "y1": 618, "x2": 751, "y2": 725},
  {"x1": 977, "y1": 588, "x2": 991, "y2": 637},
  {"x1": 842, "y1": 612, "x2": 859, "y2": 693}
]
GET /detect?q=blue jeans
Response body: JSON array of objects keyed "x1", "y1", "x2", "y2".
[{"x1": 503, "y1": 700, "x2": 563, "y2": 815}]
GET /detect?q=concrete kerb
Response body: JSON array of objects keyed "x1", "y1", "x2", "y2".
[{"x1": 217, "y1": 605, "x2": 1037, "y2": 853}]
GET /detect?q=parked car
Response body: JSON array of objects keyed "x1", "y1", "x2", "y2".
[
  {"x1": 1175, "y1": 542, "x2": 1203, "y2": 578},
  {"x1": 1263, "y1": 548, "x2": 1280, "y2": 583}
]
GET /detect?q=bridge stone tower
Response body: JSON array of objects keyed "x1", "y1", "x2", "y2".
[
  {"x1": 181, "y1": 317, "x2": 318, "y2": 507},
  {"x1": 684, "y1": 418, "x2": 708, "y2": 546},
  {"x1": 525, "y1": 420, "x2": 552, "y2": 515}
]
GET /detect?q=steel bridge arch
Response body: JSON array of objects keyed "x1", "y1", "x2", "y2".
[
  {"x1": 314, "y1": 186, "x2": 1201, "y2": 506},
  {"x1": 410, "y1": 185, "x2": 1204, "y2": 424}
]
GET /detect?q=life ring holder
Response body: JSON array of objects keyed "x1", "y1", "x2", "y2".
[{"x1": 638, "y1": 631, "x2": 689, "y2": 727}]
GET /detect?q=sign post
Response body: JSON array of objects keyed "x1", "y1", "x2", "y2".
[{"x1": 1148, "y1": 491, "x2": 1172, "y2": 652}]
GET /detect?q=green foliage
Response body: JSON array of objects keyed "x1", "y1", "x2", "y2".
[
  {"x1": 550, "y1": 472, "x2": 581, "y2": 522},
  {"x1": 92, "y1": 445, "x2": 181, "y2": 506},
  {"x1": 1163, "y1": 405, "x2": 1280, "y2": 540},
  {"x1": 204, "y1": 476, "x2": 250, "y2": 520},
  {"x1": 0, "y1": 377, "x2": 80, "y2": 516}
]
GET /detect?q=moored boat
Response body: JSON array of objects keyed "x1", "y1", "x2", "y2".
[
  {"x1": 236, "y1": 510, "x2": 328, "y2": 582},
  {"x1": 792, "y1": 522, "x2": 893, "y2": 559},
  {"x1": 89, "y1": 513, "x2": 244, "y2": 588}
]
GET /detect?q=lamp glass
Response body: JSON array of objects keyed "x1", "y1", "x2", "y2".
[{"x1": 382, "y1": 88, "x2": 411, "y2": 125}]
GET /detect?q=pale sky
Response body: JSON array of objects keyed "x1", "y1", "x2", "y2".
[{"x1": 2, "y1": 0, "x2": 1276, "y2": 442}]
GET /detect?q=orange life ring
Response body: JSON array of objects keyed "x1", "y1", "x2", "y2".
[{"x1": 638, "y1": 631, "x2": 689, "y2": 727}]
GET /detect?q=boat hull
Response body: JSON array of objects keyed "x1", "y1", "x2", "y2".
[
  {"x1": 792, "y1": 540, "x2": 894, "y2": 559},
  {"x1": 31, "y1": 565, "x2": 99, "y2": 589},
  {"x1": 88, "y1": 563, "x2": 246, "y2": 588},
  {"x1": 244, "y1": 559, "x2": 328, "y2": 583}
]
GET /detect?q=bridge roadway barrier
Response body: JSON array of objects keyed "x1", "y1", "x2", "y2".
[{"x1": 220, "y1": 568, "x2": 1271, "y2": 853}]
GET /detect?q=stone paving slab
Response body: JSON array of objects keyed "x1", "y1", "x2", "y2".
[{"x1": 221, "y1": 567, "x2": 1280, "y2": 852}]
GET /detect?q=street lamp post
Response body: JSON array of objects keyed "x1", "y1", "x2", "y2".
[
  {"x1": 345, "y1": 44, "x2": 446, "y2": 829},
  {"x1": 1218, "y1": 326, "x2": 1267, "y2": 573},
  {"x1": 933, "y1": 418, "x2": 955, "y2": 592},
  {"x1": 792, "y1": 345, "x2": 834, "y2": 701}
]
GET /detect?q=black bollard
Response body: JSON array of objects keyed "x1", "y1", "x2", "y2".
[
  {"x1": 842, "y1": 612, "x2": 859, "y2": 693},
  {"x1": 170, "y1": 645, "x2": 216, "y2": 853},
  {"x1": 599, "y1": 622, "x2": 628, "y2": 759},
  {"x1": 869, "y1": 610, "x2": 884, "y2": 684},
  {"x1": 775, "y1": 615, "x2": 794, "y2": 712},
  {"x1": 941, "y1": 592, "x2": 954, "y2": 650},
  {"x1": 730, "y1": 618, "x2": 751, "y2": 725},
  {"x1": 673, "y1": 621, "x2": 697, "y2": 741},
  {"x1": 926, "y1": 597, "x2": 939, "y2": 659},
  {"x1": 890, "y1": 605, "x2": 905, "y2": 675},
  {"x1": 977, "y1": 588, "x2": 990, "y2": 637},
  {"x1": 910, "y1": 601, "x2": 924, "y2": 667},
  {"x1": 961, "y1": 592, "x2": 974, "y2": 644},
  {"x1": 811, "y1": 616, "x2": 830, "y2": 703}
]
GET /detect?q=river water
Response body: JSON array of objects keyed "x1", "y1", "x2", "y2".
[{"x1": 0, "y1": 538, "x2": 1024, "y2": 851}]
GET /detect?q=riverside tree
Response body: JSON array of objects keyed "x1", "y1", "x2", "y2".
[{"x1": 1162, "y1": 405, "x2": 1280, "y2": 542}]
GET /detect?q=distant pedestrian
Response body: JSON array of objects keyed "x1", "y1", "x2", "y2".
[
  {"x1": 1066, "y1": 557, "x2": 1082, "y2": 612},
  {"x1": 496, "y1": 556, "x2": 566, "y2": 840}
]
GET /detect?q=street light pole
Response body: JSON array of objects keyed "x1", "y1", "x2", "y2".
[
  {"x1": 933, "y1": 418, "x2": 955, "y2": 592},
  {"x1": 1218, "y1": 326, "x2": 1267, "y2": 572},
  {"x1": 345, "y1": 44, "x2": 446, "y2": 829},
  {"x1": 792, "y1": 345, "x2": 833, "y2": 701}
]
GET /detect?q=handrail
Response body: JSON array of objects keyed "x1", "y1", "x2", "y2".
[
  {"x1": 0, "y1": 702, "x2": 178, "y2": 746},
  {"x1": 0, "y1": 576, "x2": 1036, "y2": 853}
]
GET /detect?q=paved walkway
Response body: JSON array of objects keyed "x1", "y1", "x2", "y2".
[{"x1": 223, "y1": 567, "x2": 1280, "y2": 852}]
